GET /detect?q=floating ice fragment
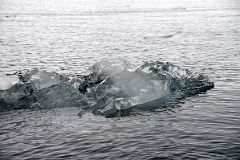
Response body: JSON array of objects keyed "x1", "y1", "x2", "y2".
[{"x1": 0, "y1": 59, "x2": 214, "y2": 118}]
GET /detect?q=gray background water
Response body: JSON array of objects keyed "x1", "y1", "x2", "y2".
[{"x1": 0, "y1": 0, "x2": 240, "y2": 159}]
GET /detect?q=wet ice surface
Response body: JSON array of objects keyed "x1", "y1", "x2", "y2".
[
  {"x1": 0, "y1": 0, "x2": 240, "y2": 159},
  {"x1": 0, "y1": 59, "x2": 214, "y2": 117}
]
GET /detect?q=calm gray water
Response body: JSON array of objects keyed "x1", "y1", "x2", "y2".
[{"x1": 0, "y1": 0, "x2": 240, "y2": 159}]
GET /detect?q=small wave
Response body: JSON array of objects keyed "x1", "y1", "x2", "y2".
[
  {"x1": 143, "y1": 31, "x2": 182, "y2": 40},
  {"x1": 0, "y1": 59, "x2": 214, "y2": 117}
]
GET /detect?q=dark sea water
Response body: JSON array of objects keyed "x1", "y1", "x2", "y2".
[{"x1": 0, "y1": 0, "x2": 240, "y2": 159}]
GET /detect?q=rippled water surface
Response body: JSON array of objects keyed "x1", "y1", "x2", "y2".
[{"x1": 0, "y1": 0, "x2": 240, "y2": 159}]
